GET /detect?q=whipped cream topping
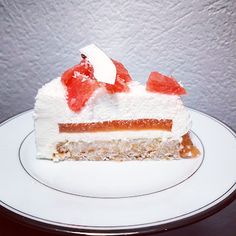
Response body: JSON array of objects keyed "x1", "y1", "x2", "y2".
[{"x1": 34, "y1": 78, "x2": 191, "y2": 159}]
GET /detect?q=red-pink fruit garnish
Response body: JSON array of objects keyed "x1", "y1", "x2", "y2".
[
  {"x1": 61, "y1": 58, "x2": 98, "y2": 112},
  {"x1": 61, "y1": 58, "x2": 132, "y2": 112},
  {"x1": 66, "y1": 75, "x2": 99, "y2": 112},
  {"x1": 61, "y1": 58, "x2": 94, "y2": 87},
  {"x1": 105, "y1": 59, "x2": 132, "y2": 94},
  {"x1": 146, "y1": 71, "x2": 186, "y2": 95}
]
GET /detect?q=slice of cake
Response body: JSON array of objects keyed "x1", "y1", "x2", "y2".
[{"x1": 34, "y1": 44, "x2": 199, "y2": 161}]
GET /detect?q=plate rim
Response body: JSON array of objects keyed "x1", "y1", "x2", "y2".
[
  {"x1": 0, "y1": 185, "x2": 235, "y2": 235},
  {"x1": 0, "y1": 108, "x2": 235, "y2": 235}
]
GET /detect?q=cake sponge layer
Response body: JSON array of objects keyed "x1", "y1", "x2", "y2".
[{"x1": 54, "y1": 138, "x2": 181, "y2": 161}]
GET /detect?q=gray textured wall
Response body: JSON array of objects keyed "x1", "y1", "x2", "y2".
[{"x1": 1, "y1": 0, "x2": 236, "y2": 129}]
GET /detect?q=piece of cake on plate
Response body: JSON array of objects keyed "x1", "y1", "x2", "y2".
[{"x1": 34, "y1": 44, "x2": 199, "y2": 161}]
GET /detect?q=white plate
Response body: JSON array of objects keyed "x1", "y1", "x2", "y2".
[{"x1": 0, "y1": 109, "x2": 235, "y2": 235}]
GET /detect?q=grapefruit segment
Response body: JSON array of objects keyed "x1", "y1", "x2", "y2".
[
  {"x1": 61, "y1": 58, "x2": 132, "y2": 111},
  {"x1": 105, "y1": 59, "x2": 132, "y2": 94},
  {"x1": 146, "y1": 71, "x2": 186, "y2": 95}
]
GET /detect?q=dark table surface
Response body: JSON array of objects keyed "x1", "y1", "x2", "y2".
[{"x1": 0, "y1": 199, "x2": 235, "y2": 236}]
